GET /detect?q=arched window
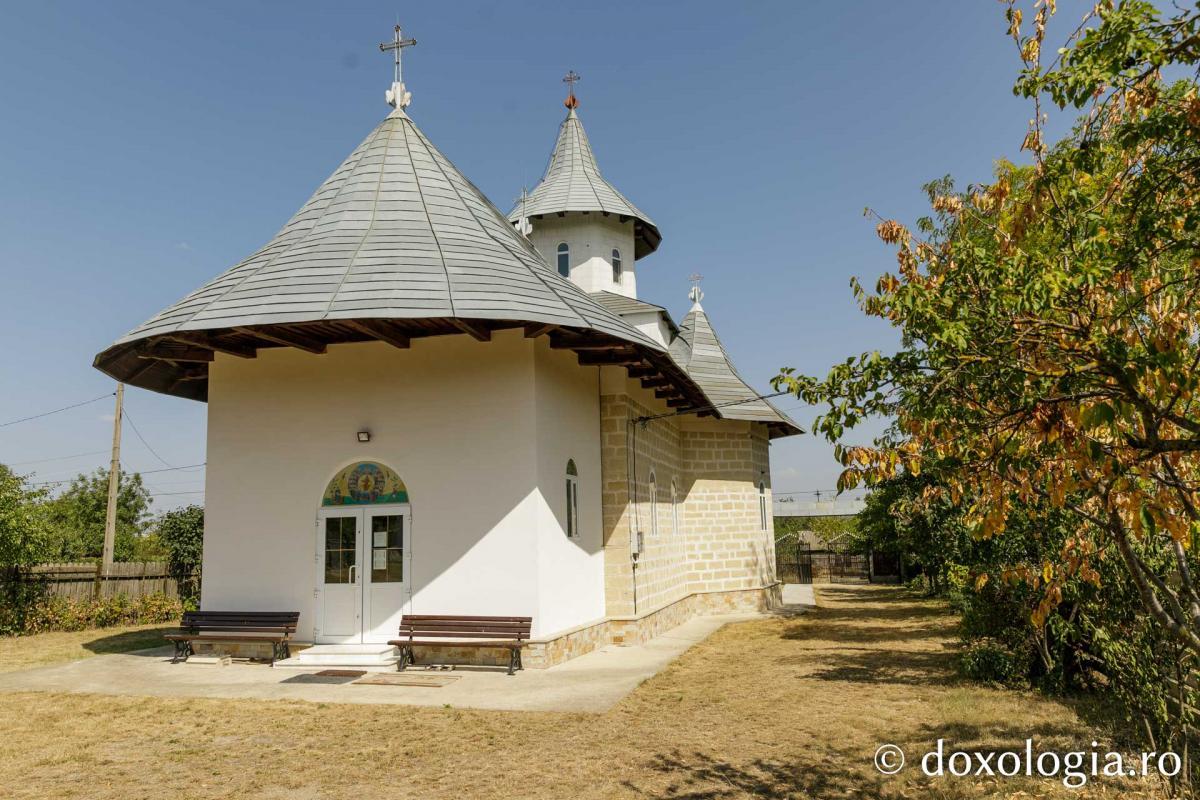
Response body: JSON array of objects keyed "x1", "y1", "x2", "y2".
[
  {"x1": 611, "y1": 248, "x2": 622, "y2": 284},
  {"x1": 565, "y1": 459, "x2": 579, "y2": 538},
  {"x1": 758, "y1": 482, "x2": 768, "y2": 531},
  {"x1": 556, "y1": 242, "x2": 570, "y2": 277},
  {"x1": 649, "y1": 470, "x2": 659, "y2": 537},
  {"x1": 671, "y1": 478, "x2": 679, "y2": 536}
]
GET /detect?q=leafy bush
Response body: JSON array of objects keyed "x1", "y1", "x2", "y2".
[
  {"x1": 14, "y1": 592, "x2": 182, "y2": 635},
  {"x1": 958, "y1": 638, "x2": 1030, "y2": 686},
  {"x1": 0, "y1": 580, "x2": 49, "y2": 636},
  {"x1": 157, "y1": 505, "x2": 203, "y2": 604}
]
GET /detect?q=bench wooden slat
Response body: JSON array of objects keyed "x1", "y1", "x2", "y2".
[
  {"x1": 398, "y1": 618, "x2": 530, "y2": 623},
  {"x1": 165, "y1": 634, "x2": 290, "y2": 643},
  {"x1": 394, "y1": 639, "x2": 525, "y2": 648},
  {"x1": 170, "y1": 610, "x2": 300, "y2": 666},
  {"x1": 391, "y1": 614, "x2": 532, "y2": 675},
  {"x1": 397, "y1": 624, "x2": 530, "y2": 633},
  {"x1": 395, "y1": 630, "x2": 529, "y2": 639}
]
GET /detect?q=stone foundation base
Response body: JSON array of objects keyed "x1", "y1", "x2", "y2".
[
  {"x1": 525, "y1": 581, "x2": 781, "y2": 668},
  {"x1": 190, "y1": 583, "x2": 781, "y2": 669},
  {"x1": 191, "y1": 640, "x2": 277, "y2": 660}
]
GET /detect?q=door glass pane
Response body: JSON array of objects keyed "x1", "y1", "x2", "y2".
[
  {"x1": 324, "y1": 516, "x2": 356, "y2": 584},
  {"x1": 370, "y1": 515, "x2": 404, "y2": 583}
]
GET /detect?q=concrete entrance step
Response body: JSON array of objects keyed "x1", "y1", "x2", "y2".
[{"x1": 275, "y1": 643, "x2": 401, "y2": 670}]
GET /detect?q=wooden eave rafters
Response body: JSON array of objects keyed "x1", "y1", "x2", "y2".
[
  {"x1": 449, "y1": 319, "x2": 492, "y2": 342},
  {"x1": 344, "y1": 319, "x2": 411, "y2": 349},
  {"x1": 233, "y1": 326, "x2": 327, "y2": 355},
  {"x1": 96, "y1": 317, "x2": 715, "y2": 419},
  {"x1": 168, "y1": 332, "x2": 257, "y2": 359}
]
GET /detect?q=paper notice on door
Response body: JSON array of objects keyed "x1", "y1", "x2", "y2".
[
  {"x1": 373, "y1": 550, "x2": 387, "y2": 570},
  {"x1": 373, "y1": 530, "x2": 387, "y2": 548}
]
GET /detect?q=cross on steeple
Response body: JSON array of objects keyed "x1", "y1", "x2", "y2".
[
  {"x1": 379, "y1": 24, "x2": 417, "y2": 108},
  {"x1": 688, "y1": 273, "x2": 704, "y2": 307},
  {"x1": 563, "y1": 70, "x2": 580, "y2": 109}
]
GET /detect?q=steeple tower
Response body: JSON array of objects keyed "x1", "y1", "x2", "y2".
[{"x1": 510, "y1": 74, "x2": 660, "y2": 299}]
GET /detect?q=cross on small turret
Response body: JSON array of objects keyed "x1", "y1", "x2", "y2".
[
  {"x1": 563, "y1": 70, "x2": 580, "y2": 109},
  {"x1": 688, "y1": 273, "x2": 704, "y2": 306},
  {"x1": 379, "y1": 24, "x2": 417, "y2": 108}
]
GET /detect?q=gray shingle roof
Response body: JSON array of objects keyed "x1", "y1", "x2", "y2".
[
  {"x1": 588, "y1": 291, "x2": 679, "y2": 335},
  {"x1": 508, "y1": 108, "x2": 661, "y2": 259},
  {"x1": 670, "y1": 302, "x2": 802, "y2": 437},
  {"x1": 101, "y1": 107, "x2": 665, "y2": 355}
]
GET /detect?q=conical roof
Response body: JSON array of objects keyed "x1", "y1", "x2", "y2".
[
  {"x1": 94, "y1": 106, "x2": 684, "y2": 401},
  {"x1": 670, "y1": 301, "x2": 801, "y2": 438},
  {"x1": 509, "y1": 108, "x2": 661, "y2": 259}
]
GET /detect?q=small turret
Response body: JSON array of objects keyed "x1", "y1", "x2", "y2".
[{"x1": 510, "y1": 73, "x2": 660, "y2": 299}]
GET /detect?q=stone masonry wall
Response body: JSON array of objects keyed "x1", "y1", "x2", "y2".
[
  {"x1": 680, "y1": 420, "x2": 776, "y2": 593},
  {"x1": 600, "y1": 371, "x2": 777, "y2": 620},
  {"x1": 599, "y1": 390, "x2": 690, "y2": 617}
]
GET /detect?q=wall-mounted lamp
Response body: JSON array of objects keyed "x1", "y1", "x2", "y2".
[{"x1": 357, "y1": 430, "x2": 372, "y2": 443}]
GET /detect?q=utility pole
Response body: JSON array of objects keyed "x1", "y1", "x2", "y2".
[{"x1": 101, "y1": 383, "x2": 123, "y2": 578}]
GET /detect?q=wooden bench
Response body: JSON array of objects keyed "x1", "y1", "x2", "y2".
[
  {"x1": 389, "y1": 615, "x2": 532, "y2": 675},
  {"x1": 164, "y1": 611, "x2": 300, "y2": 666}
]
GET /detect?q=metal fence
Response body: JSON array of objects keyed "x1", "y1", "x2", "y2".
[
  {"x1": 776, "y1": 544, "x2": 868, "y2": 584},
  {"x1": 8, "y1": 562, "x2": 186, "y2": 600}
]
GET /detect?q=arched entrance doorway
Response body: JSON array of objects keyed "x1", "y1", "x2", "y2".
[{"x1": 315, "y1": 462, "x2": 411, "y2": 644}]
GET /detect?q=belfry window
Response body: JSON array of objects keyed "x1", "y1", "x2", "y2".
[
  {"x1": 612, "y1": 249, "x2": 622, "y2": 284},
  {"x1": 565, "y1": 459, "x2": 580, "y2": 538},
  {"x1": 671, "y1": 478, "x2": 679, "y2": 536},
  {"x1": 557, "y1": 242, "x2": 570, "y2": 277},
  {"x1": 649, "y1": 470, "x2": 659, "y2": 537},
  {"x1": 759, "y1": 482, "x2": 768, "y2": 531}
]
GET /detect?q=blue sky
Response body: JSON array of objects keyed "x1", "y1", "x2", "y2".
[{"x1": 0, "y1": 2, "x2": 1052, "y2": 510}]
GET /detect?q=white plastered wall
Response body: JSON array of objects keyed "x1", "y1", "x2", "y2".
[
  {"x1": 532, "y1": 340, "x2": 606, "y2": 634},
  {"x1": 529, "y1": 213, "x2": 638, "y2": 297},
  {"x1": 202, "y1": 329, "x2": 604, "y2": 640}
]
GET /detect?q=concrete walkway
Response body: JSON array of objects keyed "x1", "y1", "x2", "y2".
[
  {"x1": 782, "y1": 582, "x2": 816, "y2": 607},
  {"x1": 0, "y1": 611, "x2": 773, "y2": 713}
]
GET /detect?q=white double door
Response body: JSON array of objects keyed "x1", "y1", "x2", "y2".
[{"x1": 316, "y1": 505, "x2": 410, "y2": 644}]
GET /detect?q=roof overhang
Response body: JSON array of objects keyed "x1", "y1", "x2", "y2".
[{"x1": 93, "y1": 317, "x2": 715, "y2": 413}]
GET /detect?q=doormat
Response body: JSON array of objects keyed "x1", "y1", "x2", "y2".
[
  {"x1": 315, "y1": 669, "x2": 368, "y2": 678},
  {"x1": 280, "y1": 673, "x2": 361, "y2": 685},
  {"x1": 353, "y1": 673, "x2": 461, "y2": 687}
]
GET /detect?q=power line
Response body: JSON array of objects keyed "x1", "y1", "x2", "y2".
[
  {"x1": 6, "y1": 450, "x2": 108, "y2": 466},
  {"x1": 28, "y1": 462, "x2": 206, "y2": 487},
  {"x1": 138, "y1": 462, "x2": 205, "y2": 475},
  {"x1": 0, "y1": 392, "x2": 115, "y2": 429},
  {"x1": 120, "y1": 407, "x2": 173, "y2": 468}
]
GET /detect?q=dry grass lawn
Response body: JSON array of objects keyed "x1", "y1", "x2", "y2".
[
  {"x1": 0, "y1": 624, "x2": 171, "y2": 674},
  {"x1": 0, "y1": 586, "x2": 1164, "y2": 799}
]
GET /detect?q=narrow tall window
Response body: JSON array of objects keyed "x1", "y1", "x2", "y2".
[
  {"x1": 649, "y1": 470, "x2": 659, "y2": 537},
  {"x1": 671, "y1": 478, "x2": 679, "y2": 536},
  {"x1": 758, "y1": 482, "x2": 768, "y2": 531},
  {"x1": 565, "y1": 459, "x2": 580, "y2": 538},
  {"x1": 612, "y1": 248, "x2": 622, "y2": 284},
  {"x1": 557, "y1": 242, "x2": 570, "y2": 277}
]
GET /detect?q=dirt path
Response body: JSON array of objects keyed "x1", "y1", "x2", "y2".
[{"x1": 0, "y1": 585, "x2": 1155, "y2": 798}]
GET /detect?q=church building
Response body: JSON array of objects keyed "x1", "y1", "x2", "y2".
[{"x1": 93, "y1": 28, "x2": 799, "y2": 668}]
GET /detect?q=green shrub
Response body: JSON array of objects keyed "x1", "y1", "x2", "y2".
[
  {"x1": 0, "y1": 580, "x2": 49, "y2": 636},
  {"x1": 958, "y1": 637, "x2": 1030, "y2": 686},
  {"x1": 158, "y1": 505, "x2": 203, "y2": 604},
  {"x1": 17, "y1": 592, "x2": 182, "y2": 634}
]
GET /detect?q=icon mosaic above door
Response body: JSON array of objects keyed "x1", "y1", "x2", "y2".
[{"x1": 322, "y1": 462, "x2": 409, "y2": 506}]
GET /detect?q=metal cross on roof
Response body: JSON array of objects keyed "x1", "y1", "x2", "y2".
[
  {"x1": 380, "y1": 24, "x2": 417, "y2": 108},
  {"x1": 563, "y1": 70, "x2": 580, "y2": 108},
  {"x1": 688, "y1": 273, "x2": 704, "y2": 306}
]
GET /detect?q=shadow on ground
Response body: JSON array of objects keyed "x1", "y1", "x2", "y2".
[
  {"x1": 623, "y1": 749, "x2": 904, "y2": 799},
  {"x1": 81, "y1": 627, "x2": 173, "y2": 657}
]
